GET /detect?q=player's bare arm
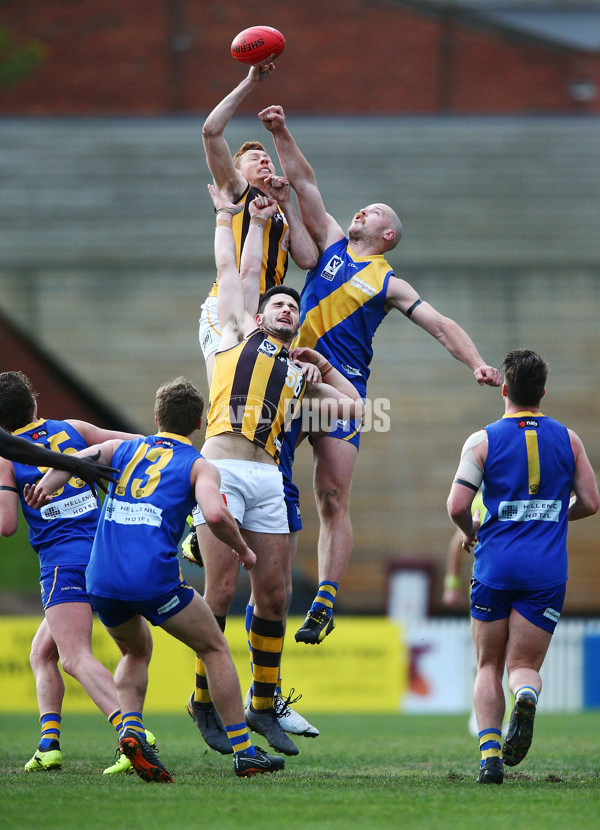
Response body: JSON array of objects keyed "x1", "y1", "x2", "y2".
[
  {"x1": 23, "y1": 440, "x2": 122, "y2": 510},
  {"x1": 192, "y1": 458, "x2": 256, "y2": 570},
  {"x1": 385, "y1": 276, "x2": 501, "y2": 387},
  {"x1": 240, "y1": 193, "x2": 280, "y2": 314},
  {"x1": 209, "y1": 183, "x2": 255, "y2": 346},
  {"x1": 0, "y1": 457, "x2": 19, "y2": 536},
  {"x1": 290, "y1": 346, "x2": 365, "y2": 422},
  {"x1": 203, "y1": 64, "x2": 275, "y2": 198},
  {"x1": 261, "y1": 174, "x2": 319, "y2": 269},
  {"x1": 567, "y1": 430, "x2": 599, "y2": 520},
  {"x1": 66, "y1": 420, "x2": 142, "y2": 445},
  {"x1": 258, "y1": 105, "x2": 343, "y2": 252}
]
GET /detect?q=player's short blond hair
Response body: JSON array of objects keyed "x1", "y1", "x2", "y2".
[{"x1": 232, "y1": 141, "x2": 267, "y2": 169}]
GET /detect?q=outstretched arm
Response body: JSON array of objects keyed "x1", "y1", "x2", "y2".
[
  {"x1": 261, "y1": 174, "x2": 319, "y2": 270},
  {"x1": 291, "y1": 346, "x2": 365, "y2": 424},
  {"x1": 0, "y1": 426, "x2": 119, "y2": 490},
  {"x1": 385, "y1": 276, "x2": 501, "y2": 387},
  {"x1": 208, "y1": 184, "x2": 254, "y2": 344},
  {"x1": 203, "y1": 64, "x2": 275, "y2": 199},
  {"x1": 241, "y1": 193, "x2": 281, "y2": 314},
  {"x1": 23, "y1": 440, "x2": 121, "y2": 509},
  {"x1": 258, "y1": 105, "x2": 343, "y2": 252}
]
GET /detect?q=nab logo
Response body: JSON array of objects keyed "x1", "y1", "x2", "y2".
[
  {"x1": 321, "y1": 256, "x2": 344, "y2": 281},
  {"x1": 32, "y1": 430, "x2": 49, "y2": 440},
  {"x1": 258, "y1": 339, "x2": 278, "y2": 358},
  {"x1": 156, "y1": 439, "x2": 175, "y2": 449},
  {"x1": 518, "y1": 418, "x2": 539, "y2": 428}
]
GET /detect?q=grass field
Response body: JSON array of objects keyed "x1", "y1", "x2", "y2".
[{"x1": 2, "y1": 711, "x2": 600, "y2": 830}]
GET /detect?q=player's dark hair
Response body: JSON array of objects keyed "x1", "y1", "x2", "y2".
[
  {"x1": 0, "y1": 371, "x2": 37, "y2": 432},
  {"x1": 154, "y1": 377, "x2": 204, "y2": 436},
  {"x1": 502, "y1": 349, "x2": 548, "y2": 407},
  {"x1": 232, "y1": 141, "x2": 267, "y2": 169},
  {"x1": 258, "y1": 285, "x2": 301, "y2": 315}
]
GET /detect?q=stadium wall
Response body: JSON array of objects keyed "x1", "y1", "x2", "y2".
[{"x1": 1, "y1": 0, "x2": 599, "y2": 115}]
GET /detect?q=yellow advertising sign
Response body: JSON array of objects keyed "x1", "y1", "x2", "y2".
[{"x1": 0, "y1": 616, "x2": 405, "y2": 713}]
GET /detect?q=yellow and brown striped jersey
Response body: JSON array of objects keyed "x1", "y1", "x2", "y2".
[
  {"x1": 208, "y1": 184, "x2": 290, "y2": 299},
  {"x1": 205, "y1": 329, "x2": 306, "y2": 462}
]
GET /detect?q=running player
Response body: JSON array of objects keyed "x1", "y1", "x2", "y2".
[{"x1": 447, "y1": 349, "x2": 598, "y2": 784}]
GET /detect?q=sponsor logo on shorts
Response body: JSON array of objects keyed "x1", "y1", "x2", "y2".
[
  {"x1": 60, "y1": 585, "x2": 84, "y2": 592},
  {"x1": 321, "y1": 256, "x2": 344, "y2": 281},
  {"x1": 157, "y1": 595, "x2": 180, "y2": 615},
  {"x1": 341, "y1": 363, "x2": 362, "y2": 377},
  {"x1": 474, "y1": 603, "x2": 493, "y2": 613},
  {"x1": 543, "y1": 607, "x2": 561, "y2": 622}
]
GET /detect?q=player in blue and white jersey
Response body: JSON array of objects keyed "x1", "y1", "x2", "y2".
[
  {"x1": 26, "y1": 376, "x2": 285, "y2": 781},
  {"x1": 259, "y1": 105, "x2": 502, "y2": 644},
  {"x1": 0, "y1": 370, "x2": 138, "y2": 773},
  {"x1": 447, "y1": 350, "x2": 598, "y2": 784}
]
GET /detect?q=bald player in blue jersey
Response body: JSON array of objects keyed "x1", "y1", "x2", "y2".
[
  {"x1": 447, "y1": 350, "x2": 598, "y2": 784},
  {"x1": 259, "y1": 104, "x2": 502, "y2": 645}
]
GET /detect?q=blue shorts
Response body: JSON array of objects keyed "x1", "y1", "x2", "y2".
[
  {"x1": 470, "y1": 578, "x2": 566, "y2": 634},
  {"x1": 283, "y1": 476, "x2": 302, "y2": 533},
  {"x1": 89, "y1": 582, "x2": 195, "y2": 628},
  {"x1": 40, "y1": 564, "x2": 90, "y2": 610},
  {"x1": 309, "y1": 417, "x2": 362, "y2": 450}
]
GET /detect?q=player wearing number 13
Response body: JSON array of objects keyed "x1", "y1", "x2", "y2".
[
  {"x1": 447, "y1": 350, "x2": 599, "y2": 784},
  {"x1": 25, "y1": 377, "x2": 289, "y2": 780}
]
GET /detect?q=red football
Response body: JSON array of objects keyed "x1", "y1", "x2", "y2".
[{"x1": 231, "y1": 26, "x2": 285, "y2": 66}]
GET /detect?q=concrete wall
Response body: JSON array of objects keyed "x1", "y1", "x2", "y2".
[{"x1": 1, "y1": 114, "x2": 599, "y2": 613}]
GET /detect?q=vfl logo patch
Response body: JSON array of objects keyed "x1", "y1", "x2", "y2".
[
  {"x1": 258, "y1": 339, "x2": 278, "y2": 358},
  {"x1": 321, "y1": 255, "x2": 344, "y2": 281}
]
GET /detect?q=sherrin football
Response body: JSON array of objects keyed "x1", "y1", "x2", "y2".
[{"x1": 231, "y1": 26, "x2": 285, "y2": 66}]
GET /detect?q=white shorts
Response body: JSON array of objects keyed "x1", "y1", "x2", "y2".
[
  {"x1": 193, "y1": 459, "x2": 289, "y2": 534},
  {"x1": 199, "y1": 295, "x2": 221, "y2": 361}
]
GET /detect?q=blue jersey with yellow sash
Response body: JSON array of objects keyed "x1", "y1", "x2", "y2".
[
  {"x1": 294, "y1": 237, "x2": 393, "y2": 397},
  {"x1": 475, "y1": 413, "x2": 575, "y2": 590},
  {"x1": 86, "y1": 433, "x2": 200, "y2": 601},
  {"x1": 11, "y1": 418, "x2": 99, "y2": 567}
]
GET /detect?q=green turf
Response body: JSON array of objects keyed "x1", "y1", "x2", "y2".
[{"x1": 2, "y1": 712, "x2": 600, "y2": 829}]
